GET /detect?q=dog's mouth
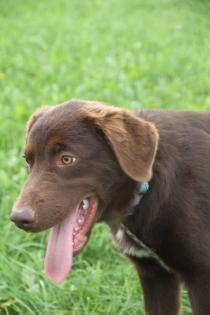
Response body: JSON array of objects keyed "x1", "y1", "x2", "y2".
[{"x1": 44, "y1": 195, "x2": 98, "y2": 284}]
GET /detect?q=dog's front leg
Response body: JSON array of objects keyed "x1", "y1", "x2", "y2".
[
  {"x1": 186, "y1": 273, "x2": 210, "y2": 315},
  {"x1": 130, "y1": 257, "x2": 181, "y2": 315}
]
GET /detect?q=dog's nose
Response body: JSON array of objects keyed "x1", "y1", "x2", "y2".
[{"x1": 10, "y1": 207, "x2": 35, "y2": 228}]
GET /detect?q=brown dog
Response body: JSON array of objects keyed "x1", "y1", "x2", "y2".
[{"x1": 11, "y1": 100, "x2": 210, "y2": 315}]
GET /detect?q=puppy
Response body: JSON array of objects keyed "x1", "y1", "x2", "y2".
[{"x1": 11, "y1": 100, "x2": 210, "y2": 315}]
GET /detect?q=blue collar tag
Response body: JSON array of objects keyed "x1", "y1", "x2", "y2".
[{"x1": 133, "y1": 181, "x2": 149, "y2": 208}]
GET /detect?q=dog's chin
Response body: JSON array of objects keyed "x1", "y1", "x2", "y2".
[{"x1": 14, "y1": 222, "x2": 48, "y2": 233}]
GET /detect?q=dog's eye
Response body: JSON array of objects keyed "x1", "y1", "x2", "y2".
[{"x1": 61, "y1": 155, "x2": 76, "y2": 165}]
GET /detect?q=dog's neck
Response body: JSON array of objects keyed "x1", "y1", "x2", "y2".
[
  {"x1": 114, "y1": 180, "x2": 149, "y2": 220},
  {"x1": 119, "y1": 181, "x2": 149, "y2": 241}
]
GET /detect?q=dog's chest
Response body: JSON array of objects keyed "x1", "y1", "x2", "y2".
[{"x1": 112, "y1": 226, "x2": 172, "y2": 272}]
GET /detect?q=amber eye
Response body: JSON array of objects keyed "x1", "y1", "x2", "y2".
[{"x1": 61, "y1": 155, "x2": 77, "y2": 165}]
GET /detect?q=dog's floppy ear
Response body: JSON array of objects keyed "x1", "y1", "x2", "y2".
[
  {"x1": 26, "y1": 106, "x2": 51, "y2": 134},
  {"x1": 83, "y1": 103, "x2": 159, "y2": 182}
]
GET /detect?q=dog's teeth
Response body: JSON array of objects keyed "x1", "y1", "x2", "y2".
[
  {"x1": 78, "y1": 217, "x2": 85, "y2": 225},
  {"x1": 74, "y1": 226, "x2": 80, "y2": 232},
  {"x1": 82, "y1": 199, "x2": 89, "y2": 211}
]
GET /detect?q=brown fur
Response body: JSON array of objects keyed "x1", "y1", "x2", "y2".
[
  {"x1": 11, "y1": 100, "x2": 210, "y2": 315},
  {"x1": 26, "y1": 106, "x2": 51, "y2": 133},
  {"x1": 82, "y1": 102, "x2": 159, "y2": 182}
]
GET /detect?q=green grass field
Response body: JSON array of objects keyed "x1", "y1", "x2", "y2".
[{"x1": 1, "y1": 0, "x2": 210, "y2": 314}]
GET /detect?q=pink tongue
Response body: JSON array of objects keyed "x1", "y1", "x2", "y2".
[{"x1": 44, "y1": 211, "x2": 77, "y2": 284}]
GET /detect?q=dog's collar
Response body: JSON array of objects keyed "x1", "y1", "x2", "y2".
[
  {"x1": 133, "y1": 181, "x2": 149, "y2": 208},
  {"x1": 124, "y1": 181, "x2": 149, "y2": 217},
  {"x1": 119, "y1": 181, "x2": 149, "y2": 248}
]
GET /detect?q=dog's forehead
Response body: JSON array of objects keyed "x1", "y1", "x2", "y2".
[
  {"x1": 42, "y1": 102, "x2": 84, "y2": 127},
  {"x1": 27, "y1": 102, "x2": 94, "y2": 149},
  {"x1": 29, "y1": 104, "x2": 84, "y2": 142}
]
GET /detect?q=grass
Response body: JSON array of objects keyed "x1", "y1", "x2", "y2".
[{"x1": 0, "y1": 0, "x2": 210, "y2": 313}]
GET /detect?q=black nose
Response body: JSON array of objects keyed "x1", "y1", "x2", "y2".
[{"x1": 10, "y1": 207, "x2": 35, "y2": 229}]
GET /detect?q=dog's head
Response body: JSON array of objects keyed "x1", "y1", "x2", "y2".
[{"x1": 10, "y1": 100, "x2": 158, "y2": 283}]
